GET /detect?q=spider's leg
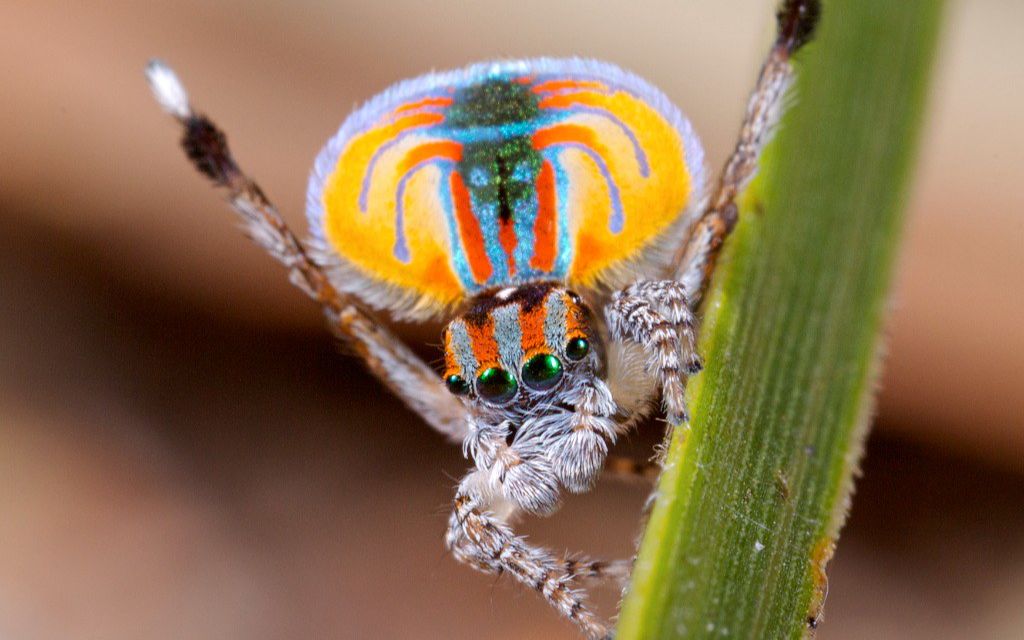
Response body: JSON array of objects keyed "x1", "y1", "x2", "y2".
[
  {"x1": 145, "y1": 61, "x2": 468, "y2": 442},
  {"x1": 623, "y1": 280, "x2": 702, "y2": 374},
  {"x1": 559, "y1": 556, "x2": 632, "y2": 587},
  {"x1": 605, "y1": 280, "x2": 700, "y2": 425},
  {"x1": 670, "y1": 0, "x2": 821, "y2": 303},
  {"x1": 550, "y1": 376, "x2": 623, "y2": 493},
  {"x1": 446, "y1": 470, "x2": 612, "y2": 640},
  {"x1": 451, "y1": 383, "x2": 633, "y2": 634}
]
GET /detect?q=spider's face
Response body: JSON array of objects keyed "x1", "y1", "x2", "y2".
[{"x1": 442, "y1": 282, "x2": 600, "y2": 419}]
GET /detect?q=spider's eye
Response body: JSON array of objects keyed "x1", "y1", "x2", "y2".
[
  {"x1": 445, "y1": 374, "x2": 470, "y2": 396},
  {"x1": 565, "y1": 337, "x2": 590, "y2": 361},
  {"x1": 476, "y1": 367, "x2": 518, "y2": 403},
  {"x1": 522, "y1": 353, "x2": 563, "y2": 391}
]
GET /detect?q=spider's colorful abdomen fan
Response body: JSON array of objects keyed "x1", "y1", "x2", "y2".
[{"x1": 307, "y1": 58, "x2": 705, "y2": 319}]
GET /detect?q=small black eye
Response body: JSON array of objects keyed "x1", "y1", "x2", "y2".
[
  {"x1": 476, "y1": 367, "x2": 518, "y2": 403},
  {"x1": 445, "y1": 374, "x2": 471, "y2": 396},
  {"x1": 565, "y1": 337, "x2": 590, "y2": 361},
  {"x1": 522, "y1": 353, "x2": 563, "y2": 390}
]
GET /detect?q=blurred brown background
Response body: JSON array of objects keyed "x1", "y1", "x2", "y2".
[{"x1": 1, "y1": 1, "x2": 1022, "y2": 638}]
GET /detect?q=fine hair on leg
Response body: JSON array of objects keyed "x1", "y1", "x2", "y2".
[
  {"x1": 445, "y1": 470, "x2": 614, "y2": 640},
  {"x1": 145, "y1": 60, "x2": 468, "y2": 441},
  {"x1": 605, "y1": 279, "x2": 701, "y2": 426},
  {"x1": 671, "y1": 0, "x2": 821, "y2": 305}
]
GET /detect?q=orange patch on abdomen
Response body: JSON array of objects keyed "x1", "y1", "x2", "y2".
[
  {"x1": 531, "y1": 80, "x2": 606, "y2": 94},
  {"x1": 531, "y1": 123, "x2": 598, "y2": 152},
  {"x1": 537, "y1": 92, "x2": 604, "y2": 110},
  {"x1": 393, "y1": 96, "x2": 453, "y2": 114},
  {"x1": 400, "y1": 140, "x2": 462, "y2": 173},
  {"x1": 570, "y1": 231, "x2": 607, "y2": 288}
]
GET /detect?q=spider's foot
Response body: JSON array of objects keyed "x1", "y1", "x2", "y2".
[{"x1": 777, "y1": 0, "x2": 822, "y2": 54}]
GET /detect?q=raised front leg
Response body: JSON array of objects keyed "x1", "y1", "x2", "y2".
[
  {"x1": 605, "y1": 280, "x2": 701, "y2": 425},
  {"x1": 145, "y1": 61, "x2": 468, "y2": 442},
  {"x1": 670, "y1": 0, "x2": 820, "y2": 304}
]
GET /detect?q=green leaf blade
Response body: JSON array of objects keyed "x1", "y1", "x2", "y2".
[{"x1": 616, "y1": 1, "x2": 944, "y2": 638}]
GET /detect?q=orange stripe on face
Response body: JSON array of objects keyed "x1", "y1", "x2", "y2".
[
  {"x1": 465, "y1": 316, "x2": 499, "y2": 374},
  {"x1": 399, "y1": 140, "x2": 463, "y2": 173},
  {"x1": 530, "y1": 160, "x2": 557, "y2": 271},
  {"x1": 442, "y1": 329, "x2": 459, "y2": 378},
  {"x1": 450, "y1": 172, "x2": 492, "y2": 285},
  {"x1": 531, "y1": 123, "x2": 598, "y2": 151},
  {"x1": 531, "y1": 79, "x2": 607, "y2": 94},
  {"x1": 518, "y1": 303, "x2": 549, "y2": 358},
  {"x1": 392, "y1": 96, "x2": 453, "y2": 114}
]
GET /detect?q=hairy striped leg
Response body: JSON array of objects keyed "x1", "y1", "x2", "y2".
[
  {"x1": 446, "y1": 471, "x2": 614, "y2": 640},
  {"x1": 551, "y1": 376, "x2": 623, "y2": 494},
  {"x1": 450, "y1": 380, "x2": 634, "y2": 637},
  {"x1": 671, "y1": 0, "x2": 820, "y2": 303},
  {"x1": 605, "y1": 280, "x2": 701, "y2": 425},
  {"x1": 145, "y1": 61, "x2": 468, "y2": 442}
]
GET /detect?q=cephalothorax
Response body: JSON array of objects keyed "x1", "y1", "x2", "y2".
[{"x1": 147, "y1": 2, "x2": 819, "y2": 637}]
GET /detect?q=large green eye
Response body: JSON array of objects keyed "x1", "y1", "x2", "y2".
[
  {"x1": 565, "y1": 337, "x2": 590, "y2": 361},
  {"x1": 522, "y1": 353, "x2": 563, "y2": 390},
  {"x1": 476, "y1": 367, "x2": 518, "y2": 403},
  {"x1": 445, "y1": 374, "x2": 470, "y2": 396}
]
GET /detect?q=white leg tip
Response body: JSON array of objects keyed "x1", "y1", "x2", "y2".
[{"x1": 145, "y1": 59, "x2": 190, "y2": 119}]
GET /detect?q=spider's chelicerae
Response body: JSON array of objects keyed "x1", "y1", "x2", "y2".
[{"x1": 147, "y1": 1, "x2": 819, "y2": 637}]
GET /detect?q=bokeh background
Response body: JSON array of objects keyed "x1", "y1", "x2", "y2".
[{"x1": 2, "y1": 1, "x2": 1022, "y2": 638}]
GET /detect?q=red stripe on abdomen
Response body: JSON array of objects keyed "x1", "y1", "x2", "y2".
[
  {"x1": 400, "y1": 141, "x2": 462, "y2": 173},
  {"x1": 393, "y1": 96, "x2": 453, "y2": 114},
  {"x1": 450, "y1": 172, "x2": 492, "y2": 284},
  {"x1": 498, "y1": 219, "x2": 517, "y2": 276},
  {"x1": 531, "y1": 123, "x2": 597, "y2": 151},
  {"x1": 530, "y1": 160, "x2": 557, "y2": 272},
  {"x1": 531, "y1": 80, "x2": 606, "y2": 94}
]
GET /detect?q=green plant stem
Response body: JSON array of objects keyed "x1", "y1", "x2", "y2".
[{"x1": 616, "y1": 1, "x2": 944, "y2": 637}]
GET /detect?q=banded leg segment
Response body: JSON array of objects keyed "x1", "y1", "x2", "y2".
[
  {"x1": 145, "y1": 61, "x2": 468, "y2": 442},
  {"x1": 446, "y1": 471, "x2": 613, "y2": 640},
  {"x1": 550, "y1": 378, "x2": 621, "y2": 494},
  {"x1": 559, "y1": 556, "x2": 632, "y2": 587},
  {"x1": 670, "y1": 0, "x2": 821, "y2": 303},
  {"x1": 605, "y1": 280, "x2": 701, "y2": 424}
]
